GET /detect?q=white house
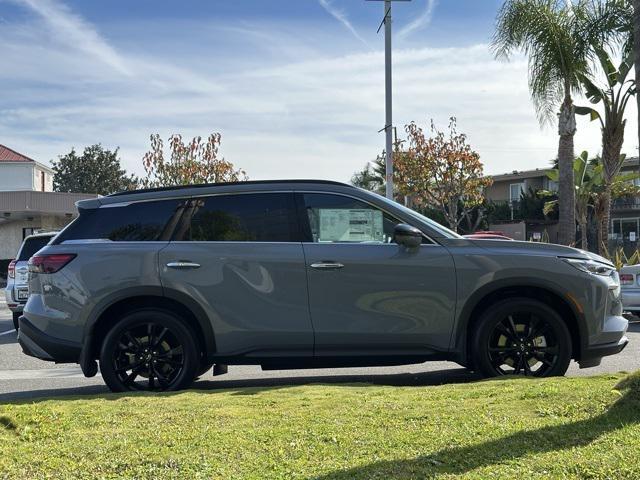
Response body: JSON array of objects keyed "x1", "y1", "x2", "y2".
[
  {"x1": 0, "y1": 144, "x2": 97, "y2": 265},
  {"x1": 0, "y1": 145, "x2": 54, "y2": 192}
]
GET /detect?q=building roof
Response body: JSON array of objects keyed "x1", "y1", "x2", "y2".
[
  {"x1": 0, "y1": 144, "x2": 36, "y2": 163},
  {"x1": 489, "y1": 167, "x2": 552, "y2": 182},
  {"x1": 489, "y1": 156, "x2": 640, "y2": 182}
]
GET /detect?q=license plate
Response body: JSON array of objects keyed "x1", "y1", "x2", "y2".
[{"x1": 16, "y1": 288, "x2": 29, "y2": 301}]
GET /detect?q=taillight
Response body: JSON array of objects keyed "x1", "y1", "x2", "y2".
[
  {"x1": 7, "y1": 260, "x2": 15, "y2": 279},
  {"x1": 29, "y1": 254, "x2": 76, "y2": 274},
  {"x1": 620, "y1": 273, "x2": 634, "y2": 285}
]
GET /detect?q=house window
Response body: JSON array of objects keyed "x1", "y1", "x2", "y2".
[
  {"x1": 509, "y1": 183, "x2": 525, "y2": 203},
  {"x1": 546, "y1": 179, "x2": 559, "y2": 192},
  {"x1": 41, "y1": 171, "x2": 45, "y2": 192}
]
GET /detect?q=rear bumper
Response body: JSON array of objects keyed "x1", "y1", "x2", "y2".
[
  {"x1": 18, "y1": 316, "x2": 81, "y2": 363},
  {"x1": 4, "y1": 286, "x2": 24, "y2": 312},
  {"x1": 622, "y1": 289, "x2": 640, "y2": 311}
]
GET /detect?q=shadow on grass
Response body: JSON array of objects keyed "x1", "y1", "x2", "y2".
[
  {"x1": 0, "y1": 367, "x2": 479, "y2": 403},
  {"x1": 316, "y1": 376, "x2": 640, "y2": 479}
]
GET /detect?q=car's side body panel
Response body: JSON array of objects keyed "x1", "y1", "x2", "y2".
[
  {"x1": 159, "y1": 242, "x2": 314, "y2": 357},
  {"x1": 303, "y1": 242, "x2": 456, "y2": 355}
]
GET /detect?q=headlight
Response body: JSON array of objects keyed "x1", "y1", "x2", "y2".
[{"x1": 561, "y1": 258, "x2": 615, "y2": 276}]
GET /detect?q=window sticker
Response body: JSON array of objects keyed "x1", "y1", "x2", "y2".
[{"x1": 317, "y1": 209, "x2": 384, "y2": 242}]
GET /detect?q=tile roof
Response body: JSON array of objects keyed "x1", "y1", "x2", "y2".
[{"x1": 0, "y1": 144, "x2": 35, "y2": 163}]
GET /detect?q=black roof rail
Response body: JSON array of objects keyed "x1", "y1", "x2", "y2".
[{"x1": 108, "y1": 179, "x2": 353, "y2": 197}]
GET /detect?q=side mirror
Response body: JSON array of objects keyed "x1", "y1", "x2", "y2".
[{"x1": 394, "y1": 223, "x2": 422, "y2": 249}]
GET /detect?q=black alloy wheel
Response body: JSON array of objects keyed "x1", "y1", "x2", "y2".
[
  {"x1": 100, "y1": 310, "x2": 198, "y2": 392},
  {"x1": 473, "y1": 298, "x2": 572, "y2": 378}
]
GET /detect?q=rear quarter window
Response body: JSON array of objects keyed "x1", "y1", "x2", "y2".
[
  {"x1": 55, "y1": 199, "x2": 186, "y2": 243},
  {"x1": 18, "y1": 236, "x2": 54, "y2": 260}
]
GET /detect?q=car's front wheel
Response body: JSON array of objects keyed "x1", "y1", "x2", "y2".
[
  {"x1": 472, "y1": 298, "x2": 572, "y2": 378},
  {"x1": 99, "y1": 309, "x2": 199, "y2": 392},
  {"x1": 12, "y1": 312, "x2": 20, "y2": 332}
]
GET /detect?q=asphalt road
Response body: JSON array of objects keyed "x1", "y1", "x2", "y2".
[{"x1": 1, "y1": 300, "x2": 639, "y2": 403}]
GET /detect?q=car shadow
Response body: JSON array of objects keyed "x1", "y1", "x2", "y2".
[
  {"x1": 315, "y1": 377, "x2": 640, "y2": 479},
  {"x1": 0, "y1": 367, "x2": 479, "y2": 403}
]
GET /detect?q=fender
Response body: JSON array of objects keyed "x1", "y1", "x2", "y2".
[
  {"x1": 79, "y1": 286, "x2": 216, "y2": 376},
  {"x1": 449, "y1": 276, "x2": 588, "y2": 365}
]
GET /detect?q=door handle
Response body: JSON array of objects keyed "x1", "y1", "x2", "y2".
[
  {"x1": 166, "y1": 261, "x2": 201, "y2": 269},
  {"x1": 310, "y1": 262, "x2": 345, "y2": 270}
]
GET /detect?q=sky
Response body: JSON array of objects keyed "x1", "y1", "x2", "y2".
[{"x1": 0, "y1": 0, "x2": 637, "y2": 182}]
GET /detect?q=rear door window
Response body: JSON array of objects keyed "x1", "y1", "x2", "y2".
[
  {"x1": 56, "y1": 199, "x2": 186, "y2": 242},
  {"x1": 174, "y1": 193, "x2": 298, "y2": 242}
]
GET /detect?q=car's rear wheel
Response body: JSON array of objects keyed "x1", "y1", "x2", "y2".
[
  {"x1": 472, "y1": 298, "x2": 572, "y2": 378},
  {"x1": 99, "y1": 309, "x2": 199, "y2": 392},
  {"x1": 12, "y1": 312, "x2": 20, "y2": 331}
]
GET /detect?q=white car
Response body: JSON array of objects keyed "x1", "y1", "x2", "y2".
[
  {"x1": 4, "y1": 232, "x2": 57, "y2": 330},
  {"x1": 619, "y1": 264, "x2": 640, "y2": 314}
]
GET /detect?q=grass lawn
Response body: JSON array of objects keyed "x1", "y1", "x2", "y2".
[{"x1": 1, "y1": 373, "x2": 640, "y2": 479}]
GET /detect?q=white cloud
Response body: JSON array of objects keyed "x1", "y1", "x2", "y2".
[
  {"x1": 9, "y1": 0, "x2": 130, "y2": 75},
  {"x1": 318, "y1": 0, "x2": 371, "y2": 49},
  {"x1": 398, "y1": 0, "x2": 438, "y2": 39},
  {"x1": 0, "y1": 3, "x2": 636, "y2": 184}
]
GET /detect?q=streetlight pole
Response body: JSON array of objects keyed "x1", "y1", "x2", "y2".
[
  {"x1": 368, "y1": 0, "x2": 410, "y2": 201},
  {"x1": 384, "y1": 0, "x2": 393, "y2": 201}
]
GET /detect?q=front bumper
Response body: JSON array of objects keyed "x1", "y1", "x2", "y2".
[
  {"x1": 18, "y1": 316, "x2": 81, "y2": 363},
  {"x1": 578, "y1": 335, "x2": 629, "y2": 368}
]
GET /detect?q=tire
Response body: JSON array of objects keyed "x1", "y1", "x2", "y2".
[
  {"x1": 12, "y1": 312, "x2": 20, "y2": 332},
  {"x1": 99, "y1": 309, "x2": 199, "y2": 392},
  {"x1": 472, "y1": 298, "x2": 572, "y2": 378}
]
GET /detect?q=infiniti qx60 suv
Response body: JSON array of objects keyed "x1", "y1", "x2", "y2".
[{"x1": 19, "y1": 180, "x2": 628, "y2": 392}]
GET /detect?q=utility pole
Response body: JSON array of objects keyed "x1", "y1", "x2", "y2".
[{"x1": 368, "y1": 0, "x2": 410, "y2": 201}]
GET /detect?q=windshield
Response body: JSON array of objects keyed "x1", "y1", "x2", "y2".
[{"x1": 371, "y1": 193, "x2": 463, "y2": 239}]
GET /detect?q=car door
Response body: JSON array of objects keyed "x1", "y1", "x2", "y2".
[
  {"x1": 159, "y1": 191, "x2": 314, "y2": 357},
  {"x1": 299, "y1": 192, "x2": 457, "y2": 357}
]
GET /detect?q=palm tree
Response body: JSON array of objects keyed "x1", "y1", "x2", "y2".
[
  {"x1": 632, "y1": 0, "x2": 640, "y2": 174},
  {"x1": 576, "y1": 48, "x2": 636, "y2": 252},
  {"x1": 493, "y1": 0, "x2": 623, "y2": 246},
  {"x1": 544, "y1": 151, "x2": 601, "y2": 250}
]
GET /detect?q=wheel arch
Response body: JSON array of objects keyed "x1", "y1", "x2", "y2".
[
  {"x1": 452, "y1": 279, "x2": 586, "y2": 367},
  {"x1": 80, "y1": 288, "x2": 216, "y2": 375}
]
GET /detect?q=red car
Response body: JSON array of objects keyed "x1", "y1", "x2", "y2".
[{"x1": 464, "y1": 231, "x2": 513, "y2": 241}]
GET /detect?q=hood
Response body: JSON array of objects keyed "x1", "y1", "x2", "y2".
[{"x1": 444, "y1": 238, "x2": 613, "y2": 266}]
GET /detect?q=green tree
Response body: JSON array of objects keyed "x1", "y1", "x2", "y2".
[
  {"x1": 350, "y1": 156, "x2": 385, "y2": 193},
  {"x1": 576, "y1": 47, "x2": 636, "y2": 251},
  {"x1": 493, "y1": 0, "x2": 623, "y2": 246},
  {"x1": 52, "y1": 144, "x2": 138, "y2": 195}
]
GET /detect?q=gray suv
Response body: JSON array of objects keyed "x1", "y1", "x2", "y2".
[{"x1": 18, "y1": 180, "x2": 628, "y2": 392}]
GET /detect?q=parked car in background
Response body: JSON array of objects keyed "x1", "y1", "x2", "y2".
[
  {"x1": 619, "y1": 264, "x2": 640, "y2": 314},
  {"x1": 5, "y1": 232, "x2": 57, "y2": 330},
  {"x1": 19, "y1": 180, "x2": 628, "y2": 392},
  {"x1": 463, "y1": 231, "x2": 514, "y2": 240}
]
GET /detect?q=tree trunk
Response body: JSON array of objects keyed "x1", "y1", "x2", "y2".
[
  {"x1": 579, "y1": 218, "x2": 588, "y2": 251},
  {"x1": 446, "y1": 199, "x2": 459, "y2": 232},
  {"x1": 600, "y1": 106, "x2": 625, "y2": 254},
  {"x1": 634, "y1": 0, "x2": 640, "y2": 162},
  {"x1": 557, "y1": 97, "x2": 576, "y2": 246},
  {"x1": 600, "y1": 187, "x2": 612, "y2": 256}
]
